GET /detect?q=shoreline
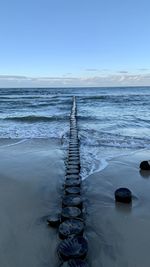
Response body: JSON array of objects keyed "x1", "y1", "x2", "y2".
[
  {"x1": 0, "y1": 139, "x2": 150, "y2": 266},
  {"x1": 85, "y1": 149, "x2": 150, "y2": 267}
]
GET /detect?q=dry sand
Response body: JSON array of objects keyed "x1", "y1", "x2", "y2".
[{"x1": 0, "y1": 139, "x2": 150, "y2": 267}]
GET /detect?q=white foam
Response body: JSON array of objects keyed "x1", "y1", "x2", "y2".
[{"x1": 81, "y1": 157, "x2": 108, "y2": 180}]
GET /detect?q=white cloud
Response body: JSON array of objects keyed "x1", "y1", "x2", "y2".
[
  {"x1": 0, "y1": 73, "x2": 150, "y2": 87},
  {"x1": 85, "y1": 68, "x2": 99, "y2": 72},
  {"x1": 117, "y1": 71, "x2": 129, "y2": 74}
]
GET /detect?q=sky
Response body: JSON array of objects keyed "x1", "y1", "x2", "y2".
[{"x1": 0, "y1": 0, "x2": 150, "y2": 87}]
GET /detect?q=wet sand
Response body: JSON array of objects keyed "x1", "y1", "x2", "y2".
[
  {"x1": 1, "y1": 140, "x2": 150, "y2": 267},
  {"x1": 0, "y1": 139, "x2": 65, "y2": 267},
  {"x1": 85, "y1": 149, "x2": 150, "y2": 267}
]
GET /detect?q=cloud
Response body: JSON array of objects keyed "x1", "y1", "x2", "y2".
[
  {"x1": 0, "y1": 73, "x2": 150, "y2": 87},
  {"x1": 0, "y1": 75, "x2": 27, "y2": 80},
  {"x1": 117, "y1": 71, "x2": 129, "y2": 74},
  {"x1": 85, "y1": 68, "x2": 99, "y2": 72},
  {"x1": 138, "y1": 68, "x2": 149, "y2": 72}
]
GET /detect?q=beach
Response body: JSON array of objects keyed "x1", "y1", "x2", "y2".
[
  {"x1": 0, "y1": 87, "x2": 150, "y2": 266},
  {"x1": 0, "y1": 138, "x2": 65, "y2": 267},
  {"x1": 0, "y1": 138, "x2": 150, "y2": 266},
  {"x1": 85, "y1": 149, "x2": 150, "y2": 267}
]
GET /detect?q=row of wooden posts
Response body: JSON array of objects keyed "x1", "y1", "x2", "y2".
[{"x1": 48, "y1": 96, "x2": 89, "y2": 267}]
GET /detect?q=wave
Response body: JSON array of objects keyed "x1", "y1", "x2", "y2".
[
  {"x1": 4, "y1": 115, "x2": 69, "y2": 123},
  {"x1": 77, "y1": 115, "x2": 101, "y2": 121},
  {"x1": 79, "y1": 130, "x2": 150, "y2": 149},
  {"x1": 79, "y1": 130, "x2": 150, "y2": 180},
  {"x1": 79, "y1": 94, "x2": 150, "y2": 105}
]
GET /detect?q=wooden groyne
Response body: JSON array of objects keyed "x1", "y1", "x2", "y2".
[{"x1": 48, "y1": 96, "x2": 88, "y2": 266}]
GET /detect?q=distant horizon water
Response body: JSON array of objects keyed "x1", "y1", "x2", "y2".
[{"x1": 0, "y1": 85, "x2": 150, "y2": 89}]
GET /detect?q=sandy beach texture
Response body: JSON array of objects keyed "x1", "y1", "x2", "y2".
[
  {"x1": 0, "y1": 139, "x2": 150, "y2": 267},
  {"x1": 85, "y1": 149, "x2": 150, "y2": 267},
  {"x1": 0, "y1": 139, "x2": 65, "y2": 267}
]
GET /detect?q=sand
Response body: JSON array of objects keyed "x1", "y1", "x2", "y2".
[
  {"x1": 85, "y1": 149, "x2": 150, "y2": 267},
  {"x1": 0, "y1": 140, "x2": 150, "y2": 267},
  {"x1": 0, "y1": 138, "x2": 65, "y2": 267}
]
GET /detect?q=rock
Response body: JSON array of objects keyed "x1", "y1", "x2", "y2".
[
  {"x1": 68, "y1": 154, "x2": 79, "y2": 158},
  {"x1": 47, "y1": 214, "x2": 61, "y2": 227},
  {"x1": 65, "y1": 259, "x2": 89, "y2": 267},
  {"x1": 62, "y1": 195, "x2": 83, "y2": 208},
  {"x1": 68, "y1": 156, "x2": 80, "y2": 161},
  {"x1": 65, "y1": 179, "x2": 81, "y2": 187},
  {"x1": 69, "y1": 153, "x2": 79, "y2": 157},
  {"x1": 140, "y1": 161, "x2": 150, "y2": 170},
  {"x1": 69, "y1": 149, "x2": 79, "y2": 153},
  {"x1": 65, "y1": 174, "x2": 80, "y2": 180},
  {"x1": 69, "y1": 152, "x2": 79, "y2": 156},
  {"x1": 69, "y1": 142, "x2": 79, "y2": 145},
  {"x1": 68, "y1": 163, "x2": 80, "y2": 169},
  {"x1": 66, "y1": 169, "x2": 80, "y2": 175},
  {"x1": 65, "y1": 187, "x2": 81, "y2": 195},
  {"x1": 61, "y1": 207, "x2": 81, "y2": 221},
  {"x1": 69, "y1": 143, "x2": 78, "y2": 147},
  {"x1": 70, "y1": 137, "x2": 78, "y2": 141},
  {"x1": 69, "y1": 147, "x2": 79, "y2": 150},
  {"x1": 59, "y1": 219, "x2": 84, "y2": 239},
  {"x1": 68, "y1": 160, "x2": 80, "y2": 166},
  {"x1": 67, "y1": 165, "x2": 79, "y2": 170},
  {"x1": 57, "y1": 236, "x2": 88, "y2": 261},
  {"x1": 115, "y1": 188, "x2": 132, "y2": 203}
]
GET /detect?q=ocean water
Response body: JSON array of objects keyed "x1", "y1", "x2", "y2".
[{"x1": 0, "y1": 87, "x2": 150, "y2": 179}]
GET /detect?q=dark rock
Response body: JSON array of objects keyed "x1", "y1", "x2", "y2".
[
  {"x1": 70, "y1": 133, "x2": 78, "y2": 135},
  {"x1": 64, "y1": 259, "x2": 89, "y2": 267},
  {"x1": 69, "y1": 147, "x2": 79, "y2": 150},
  {"x1": 57, "y1": 236, "x2": 88, "y2": 261},
  {"x1": 69, "y1": 151, "x2": 79, "y2": 155},
  {"x1": 65, "y1": 187, "x2": 81, "y2": 195},
  {"x1": 68, "y1": 153, "x2": 80, "y2": 157},
  {"x1": 68, "y1": 161, "x2": 80, "y2": 167},
  {"x1": 62, "y1": 195, "x2": 83, "y2": 208},
  {"x1": 68, "y1": 157, "x2": 80, "y2": 162},
  {"x1": 47, "y1": 214, "x2": 61, "y2": 227},
  {"x1": 59, "y1": 219, "x2": 84, "y2": 239},
  {"x1": 65, "y1": 174, "x2": 80, "y2": 180},
  {"x1": 70, "y1": 133, "x2": 77, "y2": 135},
  {"x1": 69, "y1": 151, "x2": 79, "y2": 156},
  {"x1": 115, "y1": 188, "x2": 132, "y2": 203},
  {"x1": 69, "y1": 143, "x2": 78, "y2": 146},
  {"x1": 70, "y1": 137, "x2": 78, "y2": 140},
  {"x1": 68, "y1": 152, "x2": 79, "y2": 156},
  {"x1": 140, "y1": 161, "x2": 150, "y2": 170},
  {"x1": 67, "y1": 165, "x2": 80, "y2": 172},
  {"x1": 61, "y1": 207, "x2": 81, "y2": 221},
  {"x1": 70, "y1": 128, "x2": 77, "y2": 131},
  {"x1": 68, "y1": 155, "x2": 80, "y2": 160},
  {"x1": 67, "y1": 165, "x2": 79, "y2": 170},
  {"x1": 66, "y1": 169, "x2": 80, "y2": 175},
  {"x1": 65, "y1": 179, "x2": 81, "y2": 187}
]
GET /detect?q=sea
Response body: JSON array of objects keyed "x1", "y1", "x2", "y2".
[{"x1": 0, "y1": 87, "x2": 150, "y2": 179}]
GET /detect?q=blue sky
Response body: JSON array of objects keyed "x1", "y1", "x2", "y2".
[{"x1": 0, "y1": 0, "x2": 150, "y2": 87}]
